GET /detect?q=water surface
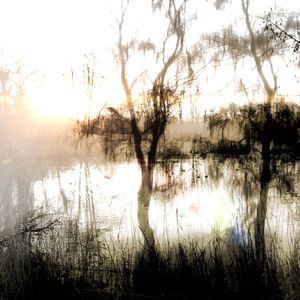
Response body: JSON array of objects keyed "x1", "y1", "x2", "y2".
[{"x1": 2, "y1": 156, "x2": 299, "y2": 254}]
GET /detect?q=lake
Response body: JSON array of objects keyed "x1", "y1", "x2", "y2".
[{"x1": 1, "y1": 155, "x2": 300, "y2": 256}]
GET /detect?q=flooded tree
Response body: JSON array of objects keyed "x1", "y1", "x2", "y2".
[
  {"x1": 0, "y1": 53, "x2": 44, "y2": 231},
  {"x1": 205, "y1": 1, "x2": 300, "y2": 156},
  {"x1": 241, "y1": 0, "x2": 277, "y2": 164},
  {"x1": 76, "y1": 0, "x2": 194, "y2": 251},
  {"x1": 203, "y1": 0, "x2": 285, "y2": 161},
  {"x1": 204, "y1": 0, "x2": 300, "y2": 261}
]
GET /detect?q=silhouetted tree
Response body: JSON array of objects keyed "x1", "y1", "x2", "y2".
[
  {"x1": 207, "y1": 102, "x2": 300, "y2": 155},
  {"x1": 0, "y1": 53, "x2": 38, "y2": 117},
  {"x1": 76, "y1": 0, "x2": 194, "y2": 251}
]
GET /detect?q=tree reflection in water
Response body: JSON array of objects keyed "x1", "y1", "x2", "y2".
[
  {"x1": 255, "y1": 157, "x2": 271, "y2": 263},
  {"x1": 137, "y1": 169, "x2": 155, "y2": 251},
  {"x1": 2, "y1": 155, "x2": 300, "y2": 262}
]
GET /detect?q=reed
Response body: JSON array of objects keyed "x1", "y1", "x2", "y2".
[{"x1": 0, "y1": 217, "x2": 299, "y2": 300}]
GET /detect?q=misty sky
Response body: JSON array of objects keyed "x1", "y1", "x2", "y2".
[{"x1": 0, "y1": 0, "x2": 299, "y2": 118}]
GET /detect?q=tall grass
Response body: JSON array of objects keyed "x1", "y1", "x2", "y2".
[{"x1": 0, "y1": 217, "x2": 299, "y2": 300}]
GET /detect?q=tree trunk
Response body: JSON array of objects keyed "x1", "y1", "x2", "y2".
[
  {"x1": 261, "y1": 137, "x2": 271, "y2": 160},
  {"x1": 261, "y1": 103, "x2": 272, "y2": 160}
]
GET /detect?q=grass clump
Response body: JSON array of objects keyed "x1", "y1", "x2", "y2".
[{"x1": 0, "y1": 220, "x2": 299, "y2": 299}]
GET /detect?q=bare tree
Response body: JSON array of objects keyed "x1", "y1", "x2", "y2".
[
  {"x1": 203, "y1": 0, "x2": 281, "y2": 159},
  {"x1": 241, "y1": 0, "x2": 274, "y2": 161},
  {"x1": 242, "y1": 0, "x2": 277, "y2": 102},
  {"x1": 116, "y1": 0, "x2": 186, "y2": 173},
  {"x1": 76, "y1": 0, "x2": 193, "y2": 250},
  {"x1": 0, "y1": 53, "x2": 38, "y2": 117}
]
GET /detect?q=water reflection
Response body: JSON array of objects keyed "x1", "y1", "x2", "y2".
[
  {"x1": 138, "y1": 167, "x2": 155, "y2": 250},
  {"x1": 1, "y1": 156, "x2": 300, "y2": 256},
  {"x1": 0, "y1": 158, "x2": 44, "y2": 231}
]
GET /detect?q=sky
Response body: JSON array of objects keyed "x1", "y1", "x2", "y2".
[{"x1": 0, "y1": 0, "x2": 299, "y2": 119}]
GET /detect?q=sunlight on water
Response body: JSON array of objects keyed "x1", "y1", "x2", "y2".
[{"x1": 27, "y1": 158, "x2": 300, "y2": 251}]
